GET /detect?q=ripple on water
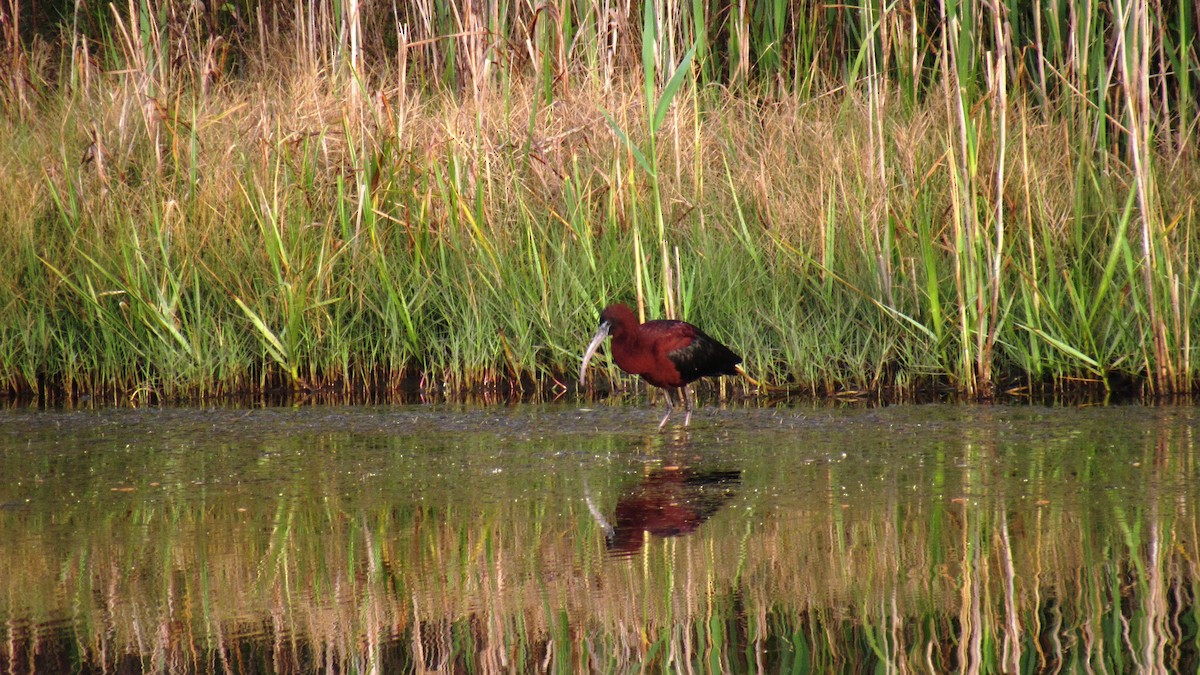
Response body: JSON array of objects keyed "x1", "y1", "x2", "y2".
[{"x1": 1, "y1": 401, "x2": 1197, "y2": 672}]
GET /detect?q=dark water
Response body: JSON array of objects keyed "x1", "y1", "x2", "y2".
[{"x1": 1, "y1": 402, "x2": 1197, "y2": 673}]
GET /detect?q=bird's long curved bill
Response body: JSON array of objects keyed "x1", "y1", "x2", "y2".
[{"x1": 578, "y1": 321, "x2": 611, "y2": 385}]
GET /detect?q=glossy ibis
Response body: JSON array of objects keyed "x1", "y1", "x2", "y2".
[{"x1": 578, "y1": 303, "x2": 742, "y2": 428}]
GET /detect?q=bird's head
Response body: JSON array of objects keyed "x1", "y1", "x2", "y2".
[{"x1": 579, "y1": 303, "x2": 638, "y2": 385}]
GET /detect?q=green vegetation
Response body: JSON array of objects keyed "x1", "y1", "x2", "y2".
[{"x1": 2, "y1": 1, "x2": 1198, "y2": 400}]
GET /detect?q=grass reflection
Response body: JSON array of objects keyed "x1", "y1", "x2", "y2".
[{"x1": 0, "y1": 406, "x2": 1197, "y2": 673}]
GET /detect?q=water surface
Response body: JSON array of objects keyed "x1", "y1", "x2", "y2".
[{"x1": 1, "y1": 402, "x2": 1197, "y2": 673}]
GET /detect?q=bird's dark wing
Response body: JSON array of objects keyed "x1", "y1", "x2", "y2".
[{"x1": 643, "y1": 320, "x2": 742, "y2": 382}]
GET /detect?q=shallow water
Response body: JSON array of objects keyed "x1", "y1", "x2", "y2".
[{"x1": 1, "y1": 402, "x2": 1197, "y2": 673}]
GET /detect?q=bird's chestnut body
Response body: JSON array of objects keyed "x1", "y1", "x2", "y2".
[{"x1": 579, "y1": 303, "x2": 742, "y2": 428}]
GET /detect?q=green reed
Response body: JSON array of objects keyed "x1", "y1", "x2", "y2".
[{"x1": 1, "y1": 0, "x2": 1199, "y2": 399}]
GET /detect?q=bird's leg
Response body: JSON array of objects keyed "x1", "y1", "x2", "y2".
[
  {"x1": 658, "y1": 389, "x2": 676, "y2": 430},
  {"x1": 682, "y1": 386, "x2": 692, "y2": 427}
]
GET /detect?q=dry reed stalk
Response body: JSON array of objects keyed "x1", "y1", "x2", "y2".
[{"x1": 1114, "y1": 0, "x2": 1170, "y2": 391}]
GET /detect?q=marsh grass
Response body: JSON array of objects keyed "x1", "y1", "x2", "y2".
[{"x1": 2, "y1": 1, "x2": 1199, "y2": 400}]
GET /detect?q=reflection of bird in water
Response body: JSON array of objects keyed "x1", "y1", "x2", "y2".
[{"x1": 585, "y1": 467, "x2": 742, "y2": 556}]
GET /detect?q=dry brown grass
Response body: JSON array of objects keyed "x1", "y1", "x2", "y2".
[
  {"x1": 4, "y1": 1, "x2": 1200, "y2": 397},
  {"x1": 7, "y1": 25, "x2": 1198, "y2": 271}
]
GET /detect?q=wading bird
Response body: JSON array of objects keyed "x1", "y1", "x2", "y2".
[{"x1": 578, "y1": 303, "x2": 742, "y2": 428}]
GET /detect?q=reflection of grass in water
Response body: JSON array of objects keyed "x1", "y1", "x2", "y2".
[{"x1": 0, "y1": 417, "x2": 1198, "y2": 671}]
